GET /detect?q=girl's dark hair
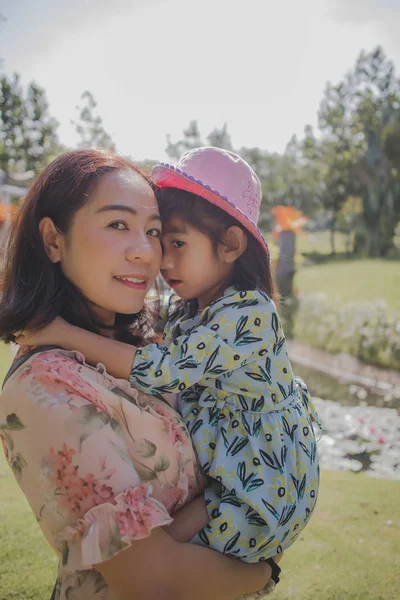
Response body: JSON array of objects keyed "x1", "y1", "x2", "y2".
[
  {"x1": 0, "y1": 149, "x2": 158, "y2": 345},
  {"x1": 156, "y1": 188, "x2": 277, "y2": 301}
]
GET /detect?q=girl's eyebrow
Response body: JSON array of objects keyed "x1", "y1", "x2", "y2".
[
  {"x1": 96, "y1": 204, "x2": 161, "y2": 222},
  {"x1": 163, "y1": 224, "x2": 187, "y2": 235}
]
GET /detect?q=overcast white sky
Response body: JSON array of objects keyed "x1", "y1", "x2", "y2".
[{"x1": 1, "y1": 0, "x2": 400, "y2": 161}]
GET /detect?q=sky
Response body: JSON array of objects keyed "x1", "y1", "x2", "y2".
[{"x1": 1, "y1": 0, "x2": 400, "y2": 162}]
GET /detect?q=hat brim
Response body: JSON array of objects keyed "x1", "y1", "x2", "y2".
[{"x1": 152, "y1": 163, "x2": 270, "y2": 261}]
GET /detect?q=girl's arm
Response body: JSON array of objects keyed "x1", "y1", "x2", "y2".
[
  {"x1": 17, "y1": 317, "x2": 138, "y2": 380},
  {"x1": 166, "y1": 495, "x2": 209, "y2": 543},
  {"x1": 18, "y1": 289, "x2": 277, "y2": 396}
]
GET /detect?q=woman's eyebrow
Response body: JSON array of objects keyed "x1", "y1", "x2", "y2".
[{"x1": 96, "y1": 204, "x2": 161, "y2": 221}]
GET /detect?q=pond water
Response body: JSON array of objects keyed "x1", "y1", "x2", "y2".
[
  {"x1": 292, "y1": 361, "x2": 400, "y2": 480},
  {"x1": 292, "y1": 361, "x2": 400, "y2": 412}
]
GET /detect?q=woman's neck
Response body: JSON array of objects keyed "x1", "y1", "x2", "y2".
[{"x1": 88, "y1": 300, "x2": 116, "y2": 328}]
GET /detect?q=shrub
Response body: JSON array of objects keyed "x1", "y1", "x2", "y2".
[{"x1": 292, "y1": 294, "x2": 400, "y2": 369}]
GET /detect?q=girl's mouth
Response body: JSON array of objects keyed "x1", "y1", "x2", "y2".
[{"x1": 168, "y1": 279, "x2": 182, "y2": 287}]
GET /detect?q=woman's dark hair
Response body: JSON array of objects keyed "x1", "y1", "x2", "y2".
[
  {"x1": 0, "y1": 149, "x2": 158, "y2": 345},
  {"x1": 156, "y1": 188, "x2": 277, "y2": 302}
]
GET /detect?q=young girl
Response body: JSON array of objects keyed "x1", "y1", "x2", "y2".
[{"x1": 19, "y1": 147, "x2": 320, "y2": 593}]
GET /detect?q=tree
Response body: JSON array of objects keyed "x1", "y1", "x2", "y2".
[
  {"x1": 0, "y1": 73, "x2": 61, "y2": 174},
  {"x1": 302, "y1": 125, "x2": 356, "y2": 255},
  {"x1": 240, "y1": 139, "x2": 324, "y2": 233},
  {"x1": 318, "y1": 46, "x2": 400, "y2": 256},
  {"x1": 207, "y1": 123, "x2": 232, "y2": 150},
  {"x1": 165, "y1": 120, "x2": 203, "y2": 161},
  {"x1": 23, "y1": 82, "x2": 61, "y2": 172},
  {"x1": 166, "y1": 120, "x2": 234, "y2": 161},
  {"x1": 0, "y1": 12, "x2": 5, "y2": 69},
  {"x1": 73, "y1": 91, "x2": 115, "y2": 151}
]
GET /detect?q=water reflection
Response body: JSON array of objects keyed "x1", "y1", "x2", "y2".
[
  {"x1": 292, "y1": 362, "x2": 400, "y2": 480},
  {"x1": 292, "y1": 361, "x2": 400, "y2": 412}
]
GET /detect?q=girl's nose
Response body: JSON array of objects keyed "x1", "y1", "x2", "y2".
[{"x1": 161, "y1": 248, "x2": 174, "y2": 270}]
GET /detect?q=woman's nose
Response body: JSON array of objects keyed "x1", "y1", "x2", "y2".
[{"x1": 125, "y1": 234, "x2": 160, "y2": 264}]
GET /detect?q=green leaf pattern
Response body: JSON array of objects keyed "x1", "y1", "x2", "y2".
[{"x1": 150, "y1": 287, "x2": 321, "y2": 561}]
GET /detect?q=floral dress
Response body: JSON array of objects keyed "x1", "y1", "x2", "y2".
[
  {"x1": 0, "y1": 349, "x2": 204, "y2": 600},
  {"x1": 130, "y1": 287, "x2": 321, "y2": 562}
]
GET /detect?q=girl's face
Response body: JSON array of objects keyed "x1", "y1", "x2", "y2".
[
  {"x1": 50, "y1": 170, "x2": 162, "y2": 325},
  {"x1": 161, "y1": 215, "x2": 233, "y2": 309}
]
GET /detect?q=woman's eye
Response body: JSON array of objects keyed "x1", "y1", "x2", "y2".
[
  {"x1": 172, "y1": 240, "x2": 185, "y2": 248},
  {"x1": 109, "y1": 221, "x2": 128, "y2": 230},
  {"x1": 147, "y1": 228, "x2": 162, "y2": 238}
]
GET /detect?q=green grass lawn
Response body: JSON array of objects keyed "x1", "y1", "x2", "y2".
[
  {"x1": 295, "y1": 230, "x2": 349, "y2": 256},
  {"x1": 0, "y1": 277, "x2": 399, "y2": 599},
  {"x1": 265, "y1": 230, "x2": 400, "y2": 311},
  {"x1": 0, "y1": 454, "x2": 57, "y2": 600},
  {"x1": 1, "y1": 449, "x2": 399, "y2": 600},
  {"x1": 0, "y1": 343, "x2": 12, "y2": 383},
  {"x1": 295, "y1": 259, "x2": 400, "y2": 312}
]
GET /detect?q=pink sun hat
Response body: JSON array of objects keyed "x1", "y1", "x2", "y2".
[{"x1": 151, "y1": 146, "x2": 270, "y2": 261}]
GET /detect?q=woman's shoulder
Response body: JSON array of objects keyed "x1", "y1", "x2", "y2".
[
  {"x1": 2, "y1": 347, "x2": 103, "y2": 402},
  {"x1": 10, "y1": 346, "x2": 83, "y2": 379}
]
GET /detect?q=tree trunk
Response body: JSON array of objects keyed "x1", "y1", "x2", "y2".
[
  {"x1": 330, "y1": 225, "x2": 336, "y2": 256},
  {"x1": 367, "y1": 225, "x2": 380, "y2": 257},
  {"x1": 276, "y1": 231, "x2": 296, "y2": 298}
]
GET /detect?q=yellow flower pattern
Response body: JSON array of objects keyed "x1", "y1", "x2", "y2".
[{"x1": 131, "y1": 287, "x2": 321, "y2": 561}]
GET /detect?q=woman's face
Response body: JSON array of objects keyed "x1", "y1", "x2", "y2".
[{"x1": 56, "y1": 170, "x2": 162, "y2": 325}]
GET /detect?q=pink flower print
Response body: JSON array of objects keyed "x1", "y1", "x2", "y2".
[
  {"x1": 99, "y1": 455, "x2": 117, "y2": 480},
  {"x1": 152, "y1": 404, "x2": 189, "y2": 447},
  {"x1": 50, "y1": 443, "x2": 77, "y2": 474},
  {"x1": 0, "y1": 436, "x2": 10, "y2": 463},
  {"x1": 21, "y1": 354, "x2": 108, "y2": 413},
  {"x1": 161, "y1": 486, "x2": 186, "y2": 512},
  {"x1": 153, "y1": 403, "x2": 171, "y2": 420},
  {"x1": 242, "y1": 182, "x2": 259, "y2": 217},
  {"x1": 116, "y1": 485, "x2": 172, "y2": 541},
  {"x1": 78, "y1": 473, "x2": 115, "y2": 514},
  {"x1": 46, "y1": 443, "x2": 115, "y2": 515},
  {"x1": 169, "y1": 420, "x2": 190, "y2": 447}
]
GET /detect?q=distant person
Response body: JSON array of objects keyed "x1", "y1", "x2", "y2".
[
  {"x1": 0, "y1": 149, "x2": 278, "y2": 600},
  {"x1": 19, "y1": 147, "x2": 321, "y2": 596}
]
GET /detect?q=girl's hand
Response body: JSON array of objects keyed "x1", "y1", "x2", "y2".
[
  {"x1": 15, "y1": 317, "x2": 70, "y2": 347},
  {"x1": 272, "y1": 551, "x2": 284, "y2": 564}
]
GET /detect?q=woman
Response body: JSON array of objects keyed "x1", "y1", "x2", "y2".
[{"x1": 0, "y1": 150, "x2": 275, "y2": 600}]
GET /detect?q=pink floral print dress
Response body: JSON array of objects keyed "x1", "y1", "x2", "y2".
[{"x1": 0, "y1": 349, "x2": 205, "y2": 600}]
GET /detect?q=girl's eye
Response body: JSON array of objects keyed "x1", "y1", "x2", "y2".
[
  {"x1": 172, "y1": 240, "x2": 185, "y2": 248},
  {"x1": 147, "y1": 228, "x2": 162, "y2": 238},
  {"x1": 109, "y1": 221, "x2": 128, "y2": 230}
]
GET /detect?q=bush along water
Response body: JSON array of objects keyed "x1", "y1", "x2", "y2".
[{"x1": 291, "y1": 294, "x2": 400, "y2": 370}]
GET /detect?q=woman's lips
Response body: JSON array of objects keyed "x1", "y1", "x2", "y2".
[{"x1": 114, "y1": 276, "x2": 148, "y2": 290}]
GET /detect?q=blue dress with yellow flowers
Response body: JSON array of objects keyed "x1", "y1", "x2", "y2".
[{"x1": 130, "y1": 286, "x2": 321, "y2": 562}]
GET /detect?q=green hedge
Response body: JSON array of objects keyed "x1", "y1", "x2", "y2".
[{"x1": 291, "y1": 294, "x2": 400, "y2": 369}]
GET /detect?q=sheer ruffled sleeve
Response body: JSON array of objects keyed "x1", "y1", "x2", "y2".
[{"x1": 0, "y1": 350, "x2": 200, "y2": 571}]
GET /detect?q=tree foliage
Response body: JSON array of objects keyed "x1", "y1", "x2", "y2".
[
  {"x1": 0, "y1": 74, "x2": 61, "y2": 174},
  {"x1": 73, "y1": 91, "x2": 116, "y2": 151},
  {"x1": 165, "y1": 47, "x2": 400, "y2": 257},
  {"x1": 317, "y1": 46, "x2": 400, "y2": 256}
]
